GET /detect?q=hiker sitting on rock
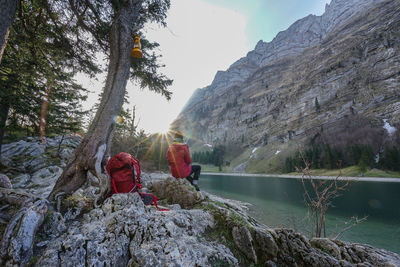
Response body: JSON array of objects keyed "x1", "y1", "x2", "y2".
[{"x1": 166, "y1": 131, "x2": 201, "y2": 191}]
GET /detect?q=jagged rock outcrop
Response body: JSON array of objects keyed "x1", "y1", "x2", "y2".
[
  {"x1": 0, "y1": 199, "x2": 48, "y2": 266},
  {"x1": 0, "y1": 135, "x2": 82, "y2": 195},
  {"x1": 36, "y1": 192, "x2": 238, "y2": 267},
  {"x1": 172, "y1": 0, "x2": 400, "y2": 172},
  {"x1": 0, "y1": 136, "x2": 82, "y2": 265}
]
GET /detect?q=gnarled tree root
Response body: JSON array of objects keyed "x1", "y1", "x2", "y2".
[
  {"x1": 0, "y1": 188, "x2": 37, "y2": 206},
  {"x1": 0, "y1": 192, "x2": 48, "y2": 266}
]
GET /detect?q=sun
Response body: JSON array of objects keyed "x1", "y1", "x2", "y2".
[{"x1": 146, "y1": 119, "x2": 172, "y2": 136}]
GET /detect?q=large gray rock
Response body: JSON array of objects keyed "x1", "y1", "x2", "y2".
[
  {"x1": 1, "y1": 139, "x2": 45, "y2": 160},
  {"x1": 41, "y1": 211, "x2": 67, "y2": 239},
  {"x1": 36, "y1": 193, "x2": 238, "y2": 267},
  {"x1": 151, "y1": 176, "x2": 205, "y2": 209},
  {"x1": 11, "y1": 173, "x2": 31, "y2": 188},
  {"x1": 0, "y1": 140, "x2": 46, "y2": 172},
  {"x1": 331, "y1": 239, "x2": 400, "y2": 267},
  {"x1": 232, "y1": 225, "x2": 257, "y2": 263},
  {"x1": 0, "y1": 200, "x2": 48, "y2": 266},
  {"x1": 28, "y1": 166, "x2": 63, "y2": 196},
  {"x1": 0, "y1": 135, "x2": 81, "y2": 198},
  {"x1": 266, "y1": 229, "x2": 400, "y2": 267},
  {"x1": 311, "y1": 238, "x2": 341, "y2": 259},
  {"x1": 0, "y1": 174, "x2": 12, "y2": 189}
]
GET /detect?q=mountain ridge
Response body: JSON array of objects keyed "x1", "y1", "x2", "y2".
[
  {"x1": 172, "y1": 0, "x2": 400, "y2": 173},
  {"x1": 180, "y1": 0, "x2": 382, "y2": 113}
]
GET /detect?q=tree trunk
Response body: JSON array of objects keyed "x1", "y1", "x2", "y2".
[
  {"x1": 0, "y1": 100, "x2": 10, "y2": 158},
  {"x1": 48, "y1": 1, "x2": 139, "y2": 202},
  {"x1": 39, "y1": 82, "x2": 52, "y2": 144},
  {"x1": 131, "y1": 105, "x2": 136, "y2": 135},
  {"x1": 0, "y1": 0, "x2": 18, "y2": 64}
]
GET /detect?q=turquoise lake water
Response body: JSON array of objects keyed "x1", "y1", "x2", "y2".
[{"x1": 199, "y1": 174, "x2": 400, "y2": 254}]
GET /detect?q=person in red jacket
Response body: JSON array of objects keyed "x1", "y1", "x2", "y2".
[{"x1": 166, "y1": 131, "x2": 201, "y2": 191}]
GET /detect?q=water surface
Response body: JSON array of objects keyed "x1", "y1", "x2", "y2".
[{"x1": 199, "y1": 174, "x2": 400, "y2": 254}]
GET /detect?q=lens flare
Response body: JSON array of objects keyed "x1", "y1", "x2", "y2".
[{"x1": 113, "y1": 115, "x2": 123, "y2": 124}]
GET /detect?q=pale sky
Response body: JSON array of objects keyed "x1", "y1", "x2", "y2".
[{"x1": 80, "y1": 0, "x2": 330, "y2": 134}]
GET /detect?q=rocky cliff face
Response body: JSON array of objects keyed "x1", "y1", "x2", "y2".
[{"x1": 172, "y1": 0, "x2": 400, "y2": 172}]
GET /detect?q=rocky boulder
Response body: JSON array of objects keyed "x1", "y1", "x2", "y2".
[
  {"x1": 150, "y1": 177, "x2": 205, "y2": 209},
  {"x1": 0, "y1": 135, "x2": 81, "y2": 196},
  {"x1": 36, "y1": 193, "x2": 238, "y2": 267},
  {"x1": 0, "y1": 174, "x2": 12, "y2": 189}
]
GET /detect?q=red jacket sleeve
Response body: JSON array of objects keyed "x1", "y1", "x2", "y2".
[
  {"x1": 166, "y1": 147, "x2": 173, "y2": 165},
  {"x1": 184, "y1": 145, "x2": 192, "y2": 164}
]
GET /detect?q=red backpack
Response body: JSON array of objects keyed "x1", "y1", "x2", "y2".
[
  {"x1": 106, "y1": 152, "x2": 167, "y2": 211},
  {"x1": 106, "y1": 152, "x2": 142, "y2": 194}
]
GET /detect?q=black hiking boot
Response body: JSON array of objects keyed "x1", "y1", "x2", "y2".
[
  {"x1": 193, "y1": 184, "x2": 200, "y2": 191},
  {"x1": 186, "y1": 176, "x2": 194, "y2": 185}
]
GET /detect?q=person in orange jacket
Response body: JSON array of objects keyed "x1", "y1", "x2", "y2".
[{"x1": 166, "y1": 131, "x2": 201, "y2": 191}]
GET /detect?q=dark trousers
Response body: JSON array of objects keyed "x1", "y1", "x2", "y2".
[{"x1": 189, "y1": 165, "x2": 201, "y2": 181}]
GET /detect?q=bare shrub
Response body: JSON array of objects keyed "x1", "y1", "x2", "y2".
[{"x1": 296, "y1": 151, "x2": 366, "y2": 238}]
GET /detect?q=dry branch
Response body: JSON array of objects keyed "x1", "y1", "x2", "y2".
[
  {"x1": 333, "y1": 216, "x2": 368, "y2": 240},
  {"x1": 297, "y1": 150, "x2": 353, "y2": 238}
]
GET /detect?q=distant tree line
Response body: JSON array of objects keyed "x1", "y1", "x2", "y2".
[
  {"x1": 284, "y1": 115, "x2": 400, "y2": 173},
  {"x1": 192, "y1": 144, "x2": 226, "y2": 170},
  {"x1": 284, "y1": 143, "x2": 400, "y2": 173}
]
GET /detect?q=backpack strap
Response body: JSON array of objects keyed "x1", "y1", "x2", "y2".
[
  {"x1": 111, "y1": 178, "x2": 119, "y2": 194},
  {"x1": 132, "y1": 157, "x2": 141, "y2": 185},
  {"x1": 128, "y1": 157, "x2": 142, "y2": 193},
  {"x1": 139, "y1": 193, "x2": 169, "y2": 211}
]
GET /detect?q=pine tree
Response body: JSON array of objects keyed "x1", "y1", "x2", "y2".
[
  {"x1": 0, "y1": 0, "x2": 17, "y2": 63},
  {"x1": 331, "y1": 147, "x2": 342, "y2": 168},
  {"x1": 284, "y1": 157, "x2": 294, "y2": 173},
  {"x1": 212, "y1": 144, "x2": 225, "y2": 170},
  {"x1": 380, "y1": 146, "x2": 400, "y2": 171},
  {"x1": 323, "y1": 144, "x2": 333, "y2": 169},
  {"x1": 0, "y1": 0, "x2": 101, "y2": 153},
  {"x1": 49, "y1": 0, "x2": 172, "y2": 201},
  {"x1": 311, "y1": 146, "x2": 321, "y2": 169},
  {"x1": 315, "y1": 97, "x2": 320, "y2": 113}
]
